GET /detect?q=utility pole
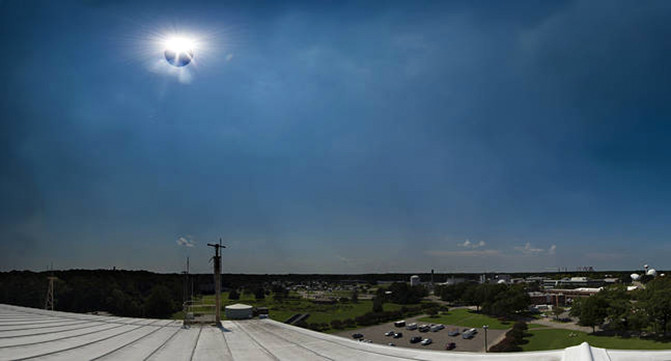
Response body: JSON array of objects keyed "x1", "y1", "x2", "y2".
[
  {"x1": 183, "y1": 257, "x2": 190, "y2": 304},
  {"x1": 207, "y1": 239, "x2": 226, "y2": 326},
  {"x1": 483, "y1": 325, "x2": 489, "y2": 352}
]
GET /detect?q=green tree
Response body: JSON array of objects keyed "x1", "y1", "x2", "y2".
[
  {"x1": 145, "y1": 285, "x2": 176, "y2": 319},
  {"x1": 640, "y1": 277, "x2": 671, "y2": 335},
  {"x1": 228, "y1": 289, "x2": 240, "y2": 300},
  {"x1": 372, "y1": 296, "x2": 384, "y2": 313},
  {"x1": 351, "y1": 289, "x2": 359, "y2": 303},
  {"x1": 601, "y1": 286, "x2": 633, "y2": 334},
  {"x1": 253, "y1": 286, "x2": 266, "y2": 300},
  {"x1": 571, "y1": 296, "x2": 608, "y2": 333},
  {"x1": 437, "y1": 282, "x2": 471, "y2": 304},
  {"x1": 386, "y1": 283, "x2": 428, "y2": 304},
  {"x1": 485, "y1": 284, "x2": 530, "y2": 316},
  {"x1": 271, "y1": 284, "x2": 288, "y2": 301},
  {"x1": 552, "y1": 306, "x2": 565, "y2": 321},
  {"x1": 463, "y1": 284, "x2": 488, "y2": 312}
]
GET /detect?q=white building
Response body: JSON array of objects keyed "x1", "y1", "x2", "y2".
[{"x1": 410, "y1": 275, "x2": 420, "y2": 286}]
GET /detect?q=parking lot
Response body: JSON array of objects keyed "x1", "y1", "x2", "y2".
[{"x1": 335, "y1": 315, "x2": 507, "y2": 352}]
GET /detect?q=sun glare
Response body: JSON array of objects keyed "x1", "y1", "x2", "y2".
[
  {"x1": 161, "y1": 35, "x2": 198, "y2": 67},
  {"x1": 163, "y1": 36, "x2": 196, "y2": 53}
]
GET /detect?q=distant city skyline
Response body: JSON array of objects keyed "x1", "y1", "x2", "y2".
[{"x1": 1, "y1": 0, "x2": 670, "y2": 274}]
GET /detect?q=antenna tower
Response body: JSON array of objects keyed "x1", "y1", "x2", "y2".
[
  {"x1": 44, "y1": 265, "x2": 57, "y2": 311},
  {"x1": 207, "y1": 238, "x2": 226, "y2": 326}
]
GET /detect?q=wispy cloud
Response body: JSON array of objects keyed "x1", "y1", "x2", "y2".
[
  {"x1": 515, "y1": 242, "x2": 556, "y2": 255},
  {"x1": 459, "y1": 240, "x2": 486, "y2": 248},
  {"x1": 548, "y1": 244, "x2": 557, "y2": 255},
  {"x1": 426, "y1": 249, "x2": 500, "y2": 257},
  {"x1": 177, "y1": 236, "x2": 195, "y2": 247}
]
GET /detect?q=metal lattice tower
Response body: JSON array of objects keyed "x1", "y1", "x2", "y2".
[{"x1": 45, "y1": 275, "x2": 57, "y2": 311}]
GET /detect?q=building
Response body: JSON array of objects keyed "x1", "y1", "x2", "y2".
[
  {"x1": 492, "y1": 274, "x2": 511, "y2": 284},
  {"x1": 410, "y1": 275, "x2": 420, "y2": 286},
  {"x1": 542, "y1": 277, "x2": 607, "y2": 289},
  {"x1": 528, "y1": 291, "x2": 566, "y2": 307}
]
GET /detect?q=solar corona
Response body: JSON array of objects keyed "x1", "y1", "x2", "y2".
[{"x1": 163, "y1": 36, "x2": 195, "y2": 67}]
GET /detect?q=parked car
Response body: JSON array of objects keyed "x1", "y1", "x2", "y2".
[
  {"x1": 421, "y1": 338, "x2": 433, "y2": 346},
  {"x1": 385, "y1": 331, "x2": 395, "y2": 336},
  {"x1": 406, "y1": 323, "x2": 418, "y2": 330},
  {"x1": 446, "y1": 342, "x2": 456, "y2": 350},
  {"x1": 393, "y1": 332, "x2": 403, "y2": 338},
  {"x1": 418, "y1": 325, "x2": 430, "y2": 332},
  {"x1": 448, "y1": 329, "x2": 460, "y2": 336},
  {"x1": 410, "y1": 336, "x2": 422, "y2": 343},
  {"x1": 462, "y1": 328, "x2": 477, "y2": 339},
  {"x1": 394, "y1": 320, "x2": 406, "y2": 327},
  {"x1": 431, "y1": 324, "x2": 445, "y2": 332},
  {"x1": 388, "y1": 343, "x2": 396, "y2": 346},
  {"x1": 352, "y1": 333, "x2": 364, "y2": 339}
]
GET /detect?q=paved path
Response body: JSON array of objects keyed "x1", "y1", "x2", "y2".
[{"x1": 529, "y1": 318, "x2": 595, "y2": 333}]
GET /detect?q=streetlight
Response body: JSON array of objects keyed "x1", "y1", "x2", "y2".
[{"x1": 483, "y1": 325, "x2": 489, "y2": 352}]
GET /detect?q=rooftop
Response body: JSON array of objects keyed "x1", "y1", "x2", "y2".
[{"x1": 0, "y1": 304, "x2": 668, "y2": 361}]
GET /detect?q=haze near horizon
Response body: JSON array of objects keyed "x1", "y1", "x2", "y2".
[{"x1": 1, "y1": 0, "x2": 670, "y2": 274}]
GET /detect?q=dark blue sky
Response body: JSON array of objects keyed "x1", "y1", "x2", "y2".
[{"x1": 1, "y1": 0, "x2": 670, "y2": 273}]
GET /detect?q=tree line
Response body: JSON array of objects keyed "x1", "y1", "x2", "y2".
[
  {"x1": 435, "y1": 282, "x2": 531, "y2": 316},
  {"x1": 571, "y1": 277, "x2": 671, "y2": 335},
  {"x1": 0, "y1": 270, "x2": 183, "y2": 318}
]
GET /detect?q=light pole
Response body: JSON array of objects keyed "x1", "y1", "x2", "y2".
[{"x1": 483, "y1": 325, "x2": 489, "y2": 352}]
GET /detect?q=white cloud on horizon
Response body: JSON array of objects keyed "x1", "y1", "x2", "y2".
[
  {"x1": 515, "y1": 242, "x2": 556, "y2": 255},
  {"x1": 177, "y1": 236, "x2": 195, "y2": 247},
  {"x1": 459, "y1": 239, "x2": 486, "y2": 248},
  {"x1": 427, "y1": 249, "x2": 500, "y2": 257}
]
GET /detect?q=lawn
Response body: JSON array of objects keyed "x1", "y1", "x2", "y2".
[
  {"x1": 418, "y1": 308, "x2": 510, "y2": 330},
  {"x1": 522, "y1": 328, "x2": 671, "y2": 351},
  {"x1": 173, "y1": 292, "x2": 406, "y2": 332}
]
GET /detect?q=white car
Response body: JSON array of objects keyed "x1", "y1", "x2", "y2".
[
  {"x1": 421, "y1": 338, "x2": 433, "y2": 346},
  {"x1": 462, "y1": 328, "x2": 478, "y2": 339}
]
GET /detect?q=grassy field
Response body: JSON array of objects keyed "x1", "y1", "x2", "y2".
[
  {"x1": 418, "y1": 309, "x2": 510, "y2": 330},
  {"x1": 173, "y1": 292, "x2": 406, "y2": 332},
  {"x1": 522, "y1": 328, "x2": 671, "y2": 351}
]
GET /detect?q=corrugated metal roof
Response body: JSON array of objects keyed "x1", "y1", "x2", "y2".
[{"x1": 0, "y1": 304, "x2": 669, "y2": 361}]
